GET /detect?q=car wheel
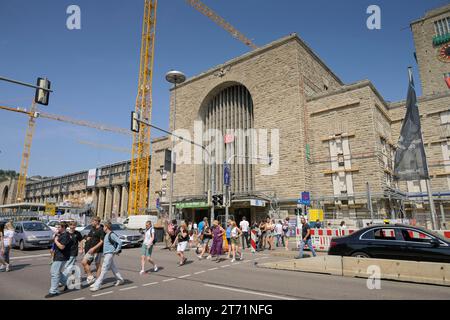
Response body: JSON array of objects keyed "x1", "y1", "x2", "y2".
[
  {"x1": 19, "y1": 240, "x2": 25, "y2": 251},
  {"x1": 351, "y1": 252, "x2": 370, "y2": 258}
]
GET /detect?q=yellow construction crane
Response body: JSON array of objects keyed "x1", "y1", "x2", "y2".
[
  {"x1": 128, "y1": 0, "x2": 257, "y2": 216},
  {"x1": 0, "y1": 104, "x2": 130, "y2": 202},
  {"x1": 16, "y1": 101, "x2": 37, "y2": 202},
  {"x1": 128, "y1": 0, "x2": 157, "y2": 215},
  {"x1": 185, "y1": 0, "x2": 258, "y2": 50}
]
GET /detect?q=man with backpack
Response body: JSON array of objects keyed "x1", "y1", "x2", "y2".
[{"x1": 90, "y1": 221, "x2": 124, "y2": 292}]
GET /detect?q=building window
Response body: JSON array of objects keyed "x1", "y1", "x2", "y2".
[
  {"x1": 434, "y1": 17, "x2": 450, "y2": 36},
  {"x1": 337, "y1": 154, "x2": 345, "y2": 167}
]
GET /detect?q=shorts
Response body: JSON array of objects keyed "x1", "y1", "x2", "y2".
[
  {"x1": 201, "y1": 237, "x2": 211, "y2": 245},
  {"x1": 230, "y1": 237, "x2": 239, "y2": 246},
  {"x1": 83, "y1": 252, "x2": 102, "y2": 265},
  {"x1": 141, "y1": 244, "x2": 154, "y2": 257},
  {"x1": 177, "y1": 241, "x2": 188, "y2": 252}
]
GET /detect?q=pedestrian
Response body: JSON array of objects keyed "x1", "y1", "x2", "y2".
[
  {"x1": 229, "y1": 221, "x2": 243, "y2": 262},
  {"x1": 258, "y1": 220, "x2": 266, "y2": 251},
  {"x1": 315, "y1": 219, "x2": 322, "y2": 229},
  {"x1": 296, "y1": 217, "x2": 317, "y2": 259},
  {"x1": 209, "y1": 220, "x2": 225, "y2": 262},
  {"x1": 275, "y1": 220, "x2": 283, "y2": 247},
  {"x1": 197, "y1": 221, "x2": 212, "y2": 259},
  {"x1": 90, "y1": 221, "x2": 124, "y2": 291},
  {"x1": 282, "y1": 217, "x2": 290, "y2": 251},
  {"x1": 81, "y1": 217, "x2": 105, "y2": 285},
  {"x1": 239, "y1": 216, "x2": 250, "y2": 250},
  {"x1": 198, "y1": 217, "x2": 207, "y2": 237},
  {"x1": 168, "y1": 219, "x2": 178, "y2": 248},
  {"x1": 225, "y1": 220, "x2": 232, "y2": 258},
  {"x1": 171, "y1": 223, "x2": 189, "y2": 266},
  {"x1": 339, "y1": 221, "x2": 347, "y2": 229},
  {"x1": 0, "y1": 223, "x2": 7, "y2": 270},
  {"x1": 140, "y1": 220, "x2": 158, "y2": 275},
  {"x1": 265, "y1": 218, "x2": 274, "y2": 250},
  {"x1": 46, "y1": 222, "x2": 72, "y2": 298},
  {"x1": 0, "y1": 222, "x2": 14, "y2": 272},
  {"x1": 62, "y1": 221, "x2": 83, "y2": 279}
]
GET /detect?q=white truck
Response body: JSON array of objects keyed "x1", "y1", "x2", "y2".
[{"x1": 123, "y1": 215, "x2": 158, "y2": 230}]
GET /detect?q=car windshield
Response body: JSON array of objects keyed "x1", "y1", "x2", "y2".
[
  {"x1": 23, "y1": 222, "x2": 50, "y2": 232},
  {"x1": 111, "y1": 224, "x2": 126, "y2": 231}
]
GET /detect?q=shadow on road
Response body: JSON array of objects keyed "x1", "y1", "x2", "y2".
[{"x1": 3, "y1": 263, "x2": 31, "y2": 272}]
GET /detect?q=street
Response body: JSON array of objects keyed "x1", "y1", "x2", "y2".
[{"x1": 1, "y1": 245, "x2": 450, "y2": 300}]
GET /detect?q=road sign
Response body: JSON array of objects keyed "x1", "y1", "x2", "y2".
[
  {"x1": 301, "y1": 191, "x2": 310, "y2": 206},
  {"x1": 224, "y1": 163, "x2": 231, "y2": 187}
]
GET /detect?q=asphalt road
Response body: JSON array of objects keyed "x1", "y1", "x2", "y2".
[{"x1": 1, "y1": 245, "x2": 450, "y2": 300}]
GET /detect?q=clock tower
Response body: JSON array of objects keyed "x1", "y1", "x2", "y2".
[{"x1": 411, "y1": 4, "x2": 450, "y2": 96}]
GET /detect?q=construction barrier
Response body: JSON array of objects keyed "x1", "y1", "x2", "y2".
[{"x1": 250, "y1": 229, "x2": 257, "y2": 253}]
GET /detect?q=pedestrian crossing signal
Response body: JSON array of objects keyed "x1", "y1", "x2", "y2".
[{"x1": 212, "y1": 194, "x2": 223, "y2": 207}]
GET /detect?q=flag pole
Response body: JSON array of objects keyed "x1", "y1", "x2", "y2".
[{"x1": 408, "y1": 67, "x2": 438, "y2": 230}]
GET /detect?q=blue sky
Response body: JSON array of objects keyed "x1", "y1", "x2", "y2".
[{"x1": 0, "y1": 0, "x2": 448, "y2": 176}]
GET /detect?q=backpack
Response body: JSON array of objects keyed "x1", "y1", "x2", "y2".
[{"x1": 108, "y1": 232, "x2": 122, "y2": 255}]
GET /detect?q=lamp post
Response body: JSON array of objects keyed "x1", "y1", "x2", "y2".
[{"x1": 165, "y1": 70, "x2": 186, "y2": 221}]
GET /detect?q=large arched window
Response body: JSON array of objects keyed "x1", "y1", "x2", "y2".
[{"x1": 202, "y1": 84, "x2": 254, "y2": 194}]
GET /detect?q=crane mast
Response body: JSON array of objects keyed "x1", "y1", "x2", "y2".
[{"x1": 128, "y1": 0, "x2": 157, "y2": 215}]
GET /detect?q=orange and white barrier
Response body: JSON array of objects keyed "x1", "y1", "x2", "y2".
[{"x1": 307, "y1": 228, "x2": 356, "y2": 252}]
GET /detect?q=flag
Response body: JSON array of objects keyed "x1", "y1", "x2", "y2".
[
  {"x1": 445, "y1": 73, "x2": 450, "y2": 89},
  {"x1": 394, "y1": 71, "x2": 429, "y2": 181}
]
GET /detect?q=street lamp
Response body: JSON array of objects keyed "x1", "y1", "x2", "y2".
[{"x1": 165, "y1": 70, "x2": 186, "y2": 221}]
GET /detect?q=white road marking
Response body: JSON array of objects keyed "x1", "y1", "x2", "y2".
[
  {"x1": 119, "y1": 286, "x2": 138, "y2": 291},
  {"x1": 73, "y1": 297, "x2": 86, "y2": 300},
  {"x1": 208, "y1": 267, "x2": 218, "y2": 271},
  {"x1": 194, "y1": 271, "x2": 206, "y2": 275},
  {"x1": 92, "y1": 291, "x2": 114, "y2": 297},
  {"x1": 10, "y1": 253, "x2": 50, "y2": 260},
  {"x1": 234, "y1": 262, "x2": 241, "y2": 265},
  {"x1": 260, "y1": 257, "x2": 269, "y2": 259},
  {"x1": 142, "y1": 282, "x2": 159, "y2": 287},
  {"x1": 162, "y1": 278, "x2": 176, "y2": 282},
  {"x1": 220, "y1": 265, "x2": 230, "y2": 268},
  {"x1": 178, "y1": 274, "x2": 191, "y2": 279},
  {"x1": 243, "y1": 260, "x2": 251, "y2": 263},
  {"x1": 204, "y1": 284, "x2": 296, "y2": 300}
]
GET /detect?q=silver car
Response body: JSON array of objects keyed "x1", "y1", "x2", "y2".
[
  {"x1": 79, "y1": 223, "x2": 143, "y2": 248},
  {"x1": 13, "y1": 221, "x2": 54, "y2": 250}
]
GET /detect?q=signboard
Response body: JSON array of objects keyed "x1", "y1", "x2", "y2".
[
  {"x1": 301, "y1": 191, "x2": 310, "y2": 206},
  {"x1": 250, "y1": 199, "x2": 266, "y2": 207},
  {"x1": 308, "y1": 209, "x2": 324, "y2": 221},
  {"x1": 224, "y1": 163, "x2": 231, "y2": 187},
  {"x1": 45, "y1": 203, "x2": 56, "y2": 216},
  {"x1": 175, "y1": 201, "x2": 209, "y2": 209},
  {"x1": 87, "y1": 168, "x2": 97, "y2": 187}
]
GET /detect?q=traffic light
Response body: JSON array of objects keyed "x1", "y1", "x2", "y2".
[
  {"x1": 212, "y1": 194, "x2": 224, "y2": 207},
  {"x1": 34, "y1": 77, "x2": 51, "y2": 106},
  {"x1": 131, "y1": 111, "x2": 140, "y2": 133}
]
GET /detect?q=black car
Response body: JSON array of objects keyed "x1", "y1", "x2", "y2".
[{"x1": 328, "y1": 224, "x2": 450, "y2": 263}]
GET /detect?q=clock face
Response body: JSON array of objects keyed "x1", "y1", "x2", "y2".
[{"x1": 438, "y1": 43, "x2": 450, "y2": 62}]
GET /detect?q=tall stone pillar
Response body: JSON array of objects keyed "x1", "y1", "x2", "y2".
[
  {"x1": 97, "y1": 188, "x2": 106, "y2": 219},
  {"x1": 91, "y1": 189, "x2": 99, "y2": 216},
  {"x1": 112, "y1": 186, "x2": 121, "y2": 220},
  {"x1": 120, "y1": 185, "x2": 129, "y2": 217},
  {"x1": 105, "y1": 188, "x2": 113, "y2": 220}
]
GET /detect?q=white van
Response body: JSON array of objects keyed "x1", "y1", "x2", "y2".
[{"x1": 123, "y1": 215, "x2": 158, "y2": 230}]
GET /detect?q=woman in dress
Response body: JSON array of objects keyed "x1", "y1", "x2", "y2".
[
  {"x1": 171, "y1": 223, "x2": 189, "y2": 266},
  {"x1": 209, "y1": 220, "x2": 225, "y2": 262}
]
